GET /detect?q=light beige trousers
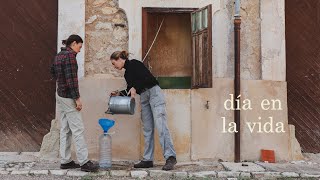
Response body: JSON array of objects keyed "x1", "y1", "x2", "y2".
[{"x1": 56, "y1": 93, "x2": 89, "y2": 166}]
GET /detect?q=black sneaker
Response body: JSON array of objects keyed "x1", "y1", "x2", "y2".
[
  {"x1": 162, "y1": 156, "x2": 177, "y2": 171},
  {"x1": 60, "y1": 160, "x2": 80, "y2": 169},
  {"x1": 81, "y1": 160, "x2": 99, "y2": 172},
  {"x1": 134, "y1": 161, "x2": 153, "y2": 168}
]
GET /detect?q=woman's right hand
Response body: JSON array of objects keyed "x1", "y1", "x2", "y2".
[{"x1": 110, "y1": 90, "x2": 120, "y2": 96}]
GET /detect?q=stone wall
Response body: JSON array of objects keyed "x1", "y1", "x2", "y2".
[{"x1": 85, "y1": 0, "x2": 128, "y2": 77}]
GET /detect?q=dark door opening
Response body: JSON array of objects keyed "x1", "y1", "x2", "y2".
[
  {"x1": 286, "y1": 0, "x2": 320, "y2": 153},
  {"x1": 0, "y1": 0, "x2": 57, "y2": 151}
]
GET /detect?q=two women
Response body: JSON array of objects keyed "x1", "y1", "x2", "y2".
[{"x1": 110, "y1": 51, "x2": 177, "y2": 171}]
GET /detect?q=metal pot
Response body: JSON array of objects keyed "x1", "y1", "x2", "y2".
[{"x1": 106, "y1": 96, "x2": 135, "y2": 115}]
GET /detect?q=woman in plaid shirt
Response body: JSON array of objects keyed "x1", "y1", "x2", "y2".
[{"x1": 51, "y1": 35, "x2": 98, "y2": 172}]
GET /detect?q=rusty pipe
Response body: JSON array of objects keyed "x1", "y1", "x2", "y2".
[{"x1": 234, "y1": 0, "x2": 241, "y2": 163}]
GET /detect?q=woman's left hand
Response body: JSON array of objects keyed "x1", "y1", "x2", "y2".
[{"x1": 128, "y1": 87, "x2": 136, "y2": 98}]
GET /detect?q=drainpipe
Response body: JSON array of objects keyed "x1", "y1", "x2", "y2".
[{"x1": 234, "y1": 0, "x2": 241, "y2": 163}]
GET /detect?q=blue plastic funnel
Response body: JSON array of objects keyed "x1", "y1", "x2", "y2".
[{"x1": 99, "y1": 118, "x2": 115, "y2": 133}]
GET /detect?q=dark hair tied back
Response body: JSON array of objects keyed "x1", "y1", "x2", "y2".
[{"x1": 62, "y1": 34, "x2": 83, "y2": 47}]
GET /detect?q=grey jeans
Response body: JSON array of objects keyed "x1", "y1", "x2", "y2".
[
  {"x1": 140, "y1": 85, "x2": 176, "y2": 161},
  {"x1": 56, "y1": 93, "x2": 89, "y2": 166}
]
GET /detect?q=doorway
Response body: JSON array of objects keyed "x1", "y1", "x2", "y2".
[{"x1": 286, "y1": 0, "x2": 320, "y2": 153}]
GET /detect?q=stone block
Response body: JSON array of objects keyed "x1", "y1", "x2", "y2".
[
  {"x1": 130, "y1": 170, "x2": 148, "y2": 178},
  {"x1": 30, "y1": 170, "x2": 49, "y2": 175},
  {"x1": 50, "y1": 170, "x2": 68, "y2": 176},
  {"x1": 110, "y1": 170, "x2": 130, "y2": 177},
  {"x1": 67, "y1": 170, "x2": 89, "y2": 177},
  {"x1": 149, "y1": 170, "x2": 173, "y2": 178}
]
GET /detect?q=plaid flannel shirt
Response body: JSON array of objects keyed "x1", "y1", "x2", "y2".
[{"x1": 50, "y1": 47, "x2": 80, "y2": 100}]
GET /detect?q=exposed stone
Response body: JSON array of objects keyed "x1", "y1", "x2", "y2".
[
  {"x1": 281, "y1": 172, "x2": 299, "y2": 177},
  {"x1": 101, "y1": 7, "x2": 118, "y2": 15},
  {"x1": 30, "y1": 170, "x2": 49, "y2": 175},
  {"x1": 0, "y1": 168, "x2": 4, "y2": 171},
  {"x1": 93, "y1": 0, "x2": 106, "y2": 7},
  {"x1": 95, "y1": 22, "x2": 113, "y2": 30},
  {"x1": 130, "y1": 170, "x2": 148, "y2": 178},
  {"x1": 189, "y1": 171, "x2": 217, "y2": 178},
  {"x1": 39, "y1": 119, "x2": 60, "y2": 159},
  {"x1": 112, "y1": 17, "x2": 126, "y2": 24},
  {"x1": 217, "y1": 171, "x2": 240, "y2": 178},
  {"x1": 252, "y1": 172, "x2": 282, "y2": 179},
  {"x1": 149, "y1": 170, "x2": 173, "y2": 178},
  {"x1": 50, "y1": 170, "x2": 68, "y2": 176},
  {"x1": 110, "y1": 170, "x2": 130, "y2": 177},
  {"x1": 11, "y1": 170, "x2": 30, "y2": 175},
  {"x1": 86, "y1": 15, "x2": 98, "y2": 24},
  {"x1": 113, "y1": 28, "x2": 127, "y2": 40},
  {"x1": 174, "y1": 171, "x2": 188, "y2": 178}
]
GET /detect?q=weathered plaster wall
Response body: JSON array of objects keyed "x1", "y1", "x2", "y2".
[
  {"x1": 149, "y1": 90, "x2": 191, "y2": 161},
  {"x1": 85, "y1": 0, "x2": 128, "y2": 77},
  {"x1": 261, "y1": 0, "x2": 286, "y2": 81},
  {"x1": 58, "y1": 0, "x2": 85, "y2": 78},
  {"x1": 240, "y1": 80, "x2": 290, "y2": 161},
  {"x1": 214, "y1": 0, "x2": 262, "y2": 80},
  {"x1": 191, "y1": 79, "x2": 290, "y2": 161}
]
